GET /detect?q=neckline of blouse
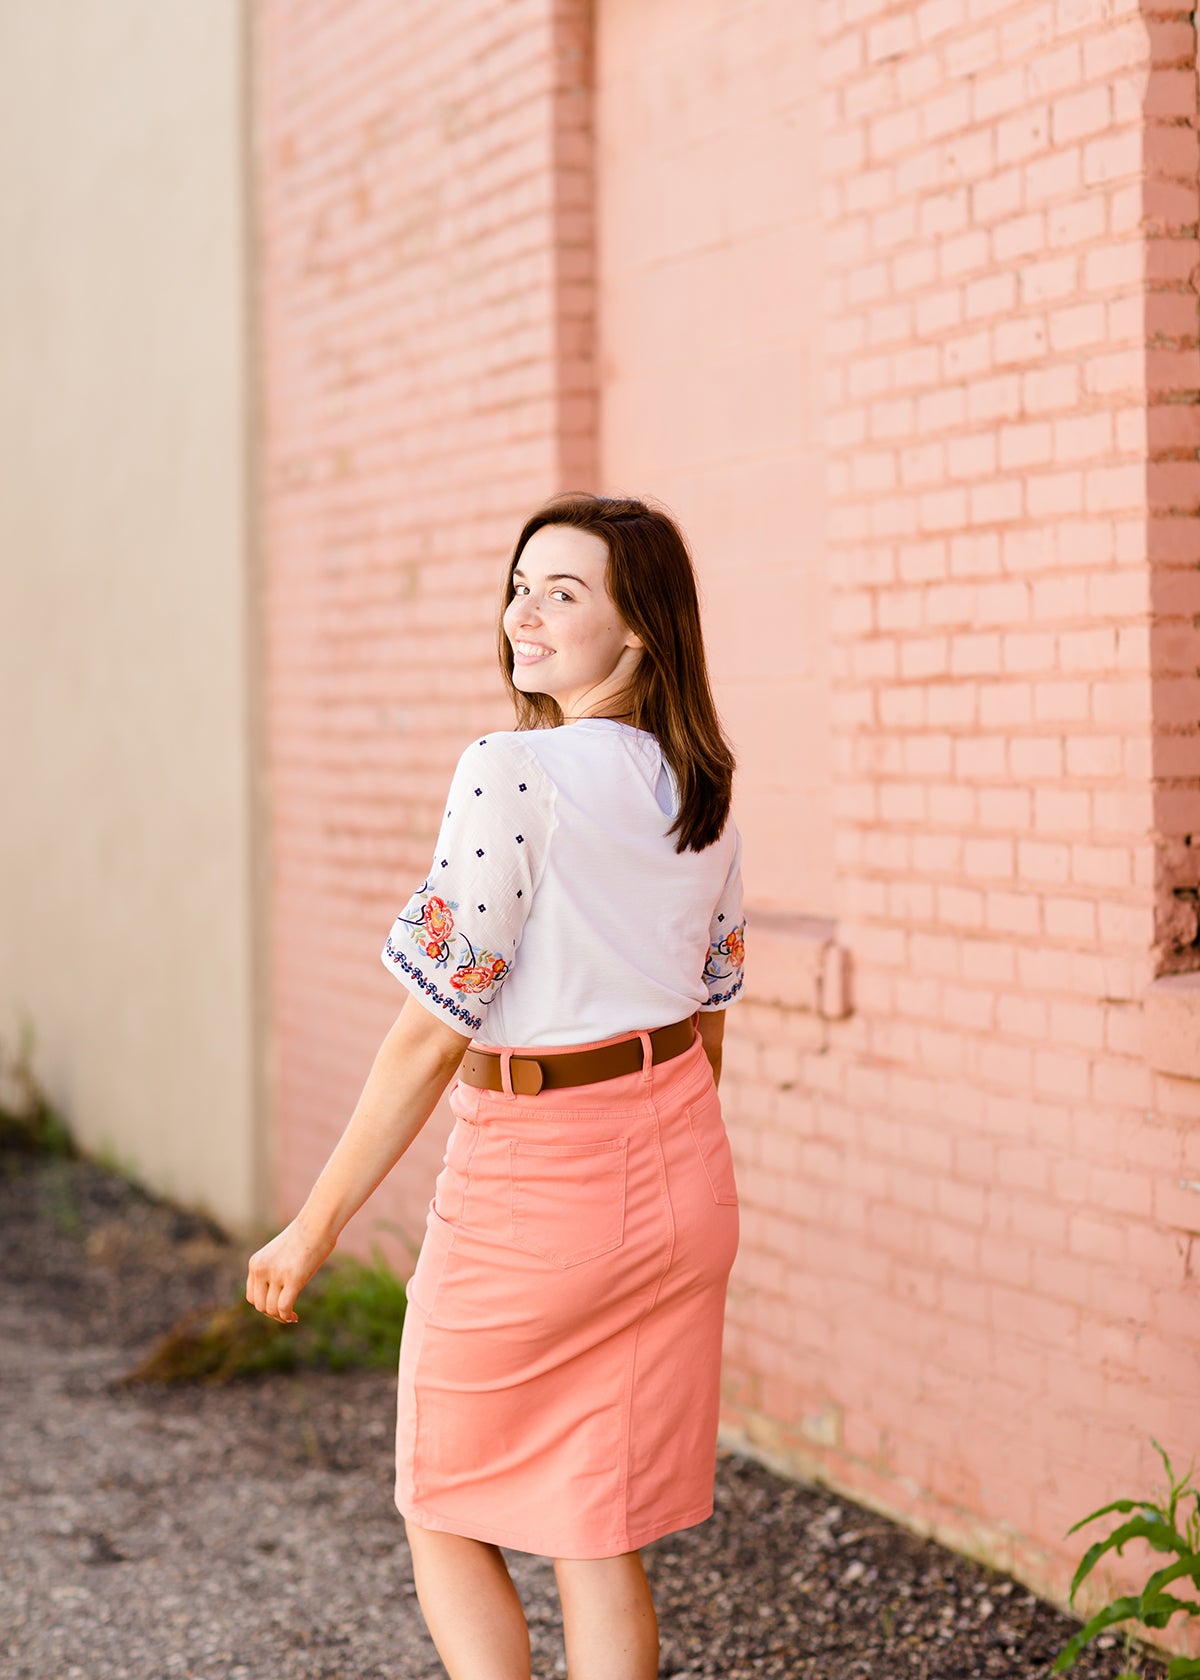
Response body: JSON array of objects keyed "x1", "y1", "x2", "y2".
[{"x1": 568, "y1": 716, "x2": 648, "y2": 733}]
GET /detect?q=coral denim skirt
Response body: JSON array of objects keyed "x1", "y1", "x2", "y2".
[{"x1": 394, "y1": 1022, "x2": 740, "y2": 1559}]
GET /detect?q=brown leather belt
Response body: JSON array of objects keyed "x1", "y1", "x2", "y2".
[{"x1": 458, "y1": 1016, "x2": 698, "y2": 1097}]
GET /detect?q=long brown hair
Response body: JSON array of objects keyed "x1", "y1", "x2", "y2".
[{"x1": 496, "y1": 492, "x2": 735, "y2": 853}]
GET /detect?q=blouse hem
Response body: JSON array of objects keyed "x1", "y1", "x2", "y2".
[{"x1": 381, "y1": 939, "x2": 482, "y2": 1034}]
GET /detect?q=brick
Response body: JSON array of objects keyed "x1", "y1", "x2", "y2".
[
  {"x1": 1043, "y1": 897, "x2": 1099, "y2": 945},
  {"x1": 1015, "y1": 361, "x2": 1082, "y2": 409},
  {"x1": 970, "y1": 166, "x2": 1023, "y2": 224},
  {"x1": 999, "y1": 420, "x2": 1053, "y2": 469},
  {"x1": 1144, "y1": 67, "x2": 1200, "y2": 118},
  {"x1": 1026, "y1": 471, "x2": 1085, "y2": 516},
  {"x1": 984, "y1": 916, "x2": 1051, "y2": 990},
  {"x1": 1082, "y1": 129, "x2": 1143, "y2": 186},
  {"x1": 993, "y1": 314, "x2": 1049, "y2": 363},
  {"x1": 990, "y1": 1285, "x2": 1079, "y2": 1345},
  {"x1": 1052, "y1": 410, "x2": 1115, "y2": 460},
  {"x1": 972, "y1": 65, "x2": 1026, "y2": 124},
  {"x1": 1051, "y1": 85, "x2": 1112, "y2": 145},
  {"x1": 945, "y1": 26, "x2": 999, "y2": 77},
  {"x1": 940, "y1": 229, "x2": 991, "y2": 277}
]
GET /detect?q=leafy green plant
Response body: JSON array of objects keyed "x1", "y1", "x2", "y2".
[
  {"x1": 1052, "y1": 1439, "x2": 1200, "y2": 1678},
  {"x1": 118, "y1": 1246, "x2": 408, "y2": 1384},
  {"x1": 0, "y1": 1016, "x2": 73, "y2": 1157}
]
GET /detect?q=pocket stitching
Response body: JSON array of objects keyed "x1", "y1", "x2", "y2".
[
  {"x1": 509, "y1": 1138, "x2": 628, "y2": 1268},
  {"x1": 686, "y1": 1099, "x2": 739, "y2": 1207}
]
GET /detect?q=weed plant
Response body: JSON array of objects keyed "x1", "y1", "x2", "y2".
[
  {"x1": 120, "y1": 1247, "x2": 408, "y2": 1384},
  {"x1": 0, "y1": 1019, "x2": 73, "y2": 1157},
  {"x1": 1052, "y1": 1439, "x2": 1200, "y2": 1678}
]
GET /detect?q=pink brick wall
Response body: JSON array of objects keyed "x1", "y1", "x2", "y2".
[
  {"x1": 594, "y1": 0, "x2": 832, "y2": 913},
  {"x1": 763, "y1": 0, "x2": 1199, "y2": 1633},
  {"x1": 258, "y1": 0, "x2": 1200, "y2": 1643},
  {"x1": 256, "y1": 0, "x2": 595, "y2": 1257}
]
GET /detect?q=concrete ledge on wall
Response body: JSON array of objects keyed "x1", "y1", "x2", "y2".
[
  {"x1": 744, "y1": 908, "x2": 853, "y2": 1020},
  {"x1": 1145, "y1": 972, "x2": 1200, "y2": 1081}
]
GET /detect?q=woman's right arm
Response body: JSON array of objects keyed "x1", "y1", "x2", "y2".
[
  {"x1": 245, "y1": 993, "x2": 470, "y2": 1323},
  {"x1": 697, "y1": 1009, "x2": 726, "y2": 1088}
]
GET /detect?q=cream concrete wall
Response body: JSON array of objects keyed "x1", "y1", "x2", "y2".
[{"x1": 0, "y1": 0, "x2": 264, "y2": 1228}]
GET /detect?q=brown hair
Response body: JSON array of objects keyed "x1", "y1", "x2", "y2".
[{"x1": 496, "y1": 492, "x2": 735, "y2": 853}]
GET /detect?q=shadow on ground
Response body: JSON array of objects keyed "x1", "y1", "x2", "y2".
[{"x1": 0, "y1": 1148, "x2": 1158, "y2": 1680}]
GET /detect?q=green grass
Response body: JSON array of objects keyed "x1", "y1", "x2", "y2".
[
  {"x1": 119, "y1": 1247, "x2": 408, "y2": 1384},
  {"x1": 0, "y1": 1018, "x2": 74, "y2": 1159}
]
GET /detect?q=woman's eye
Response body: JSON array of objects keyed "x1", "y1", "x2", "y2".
[{"x1": 512, "y1": 584, "x2": 572, "y2": 602}]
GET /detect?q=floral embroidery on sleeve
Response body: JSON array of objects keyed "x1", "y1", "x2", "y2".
[
  {"x1": 387, "y1": 884, "x2": 512, "y2": 1008},
  {"x1": 380, "y1": 734, "x2": 553, "y2": 1033},
  {"x1": 418, "y1": 895, "x2": 455, "y2": 960},
  {"x1": 702, "y1": 917, "x2": 745, "y2": 1006}
]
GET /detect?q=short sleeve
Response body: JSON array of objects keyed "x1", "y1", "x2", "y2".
[
  {"x1": 700, "y1": 823, "x2": 746, "y2": 1010},
  {"x1": 381, "y1": 736, "x2": 556, "y2": 1035}
]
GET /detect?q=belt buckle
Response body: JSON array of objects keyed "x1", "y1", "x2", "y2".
[{"x1": 510, "y1": 1056, "x2": 543, "y2": 1096}]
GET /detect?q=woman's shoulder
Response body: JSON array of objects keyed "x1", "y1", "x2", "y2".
[
  {"x1": 457, "y1": 724, "x2": 586, "y2": 774},
  {"x1": 444, "y1": 730, "x2": 558, "y2": 818},
  {"x1": 449, "y1": 727, "x2": 553, "y2": 777}
]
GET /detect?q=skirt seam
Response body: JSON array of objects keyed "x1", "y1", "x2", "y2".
[
  {"x1": 617, "y1": 1097, "x2": 677, "y2": 1545},
  {"x1": 407, "y1": 1220, "x2": 460, "y2": 1511}
]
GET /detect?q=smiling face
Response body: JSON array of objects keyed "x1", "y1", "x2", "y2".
[{"x1": 502, "y1": 524, "x2": 644, "y2": 721}]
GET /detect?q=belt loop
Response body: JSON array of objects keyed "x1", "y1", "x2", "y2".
[
  {"x1": 500, "y1": 1048, "x2": 516, "y2": 1100},
  {"x1": 637, "y1": 1028, "x2": 654, "y2": 1083}
]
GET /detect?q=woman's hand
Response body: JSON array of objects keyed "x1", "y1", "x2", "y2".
[{"x1": 245, "y1": 1217, "x2": 336, "y2": 1324}]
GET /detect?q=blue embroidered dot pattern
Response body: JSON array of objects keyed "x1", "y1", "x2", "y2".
[{"x1": 380, "y1": 736, "x2": 551, "y2": 1030}]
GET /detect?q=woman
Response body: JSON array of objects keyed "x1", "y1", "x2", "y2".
[{"x1": 246, "y1": 492, "x2": 747, "y2": 1680}]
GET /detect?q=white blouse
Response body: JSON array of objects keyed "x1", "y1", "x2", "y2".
[{"x1": 380, "y1": 717, "x2": 746, "y2": 1047}]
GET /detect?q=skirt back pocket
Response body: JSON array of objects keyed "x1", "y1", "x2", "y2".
[
  {"x1": 509, "y1": 1138, "x2": 628, "y2": 1267},
  {"x1": 686, "y1": 1088, "x2": 739, "y2": 1207}
]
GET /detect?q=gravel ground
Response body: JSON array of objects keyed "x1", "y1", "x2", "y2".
[{"x1": 0, "y1": 1145, "x2": 1163, "y2": 1680}]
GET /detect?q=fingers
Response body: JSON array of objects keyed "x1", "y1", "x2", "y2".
[
  {"x1": 245, "y1": 1251, "x2": 266, "y2": 1315},
  {"x1": 275, "y1": 1281, "x2": 300, "y2": 1325},
  {"x1": 265, "y1": 1272, "x2": 299, "y2": 1324},
  {"x1": 245, "y1": 1248, "x2": 301, "y2": 1325}
]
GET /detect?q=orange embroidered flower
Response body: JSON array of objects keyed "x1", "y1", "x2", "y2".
[
  {"x1": 725, "y1": 925, "x2": 745, "y2": 968},
  {"x1": 423, "y1": 896, "x2": 455, "y2": 940},
  {"x1": 421, "y1": 896, "x2": 455, "y2": 959},
  {"x1": 450, "y1": 955, "x2": 508, "y2": 996}
]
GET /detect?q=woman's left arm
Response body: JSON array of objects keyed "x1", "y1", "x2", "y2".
[{"x1": 246, "y1": 994, "x2": 470, "y2": 1323}]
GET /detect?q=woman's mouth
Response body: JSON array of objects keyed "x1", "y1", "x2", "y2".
[{"x1": 513, "y1": 641, "x2": 555, "y2": 665}]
